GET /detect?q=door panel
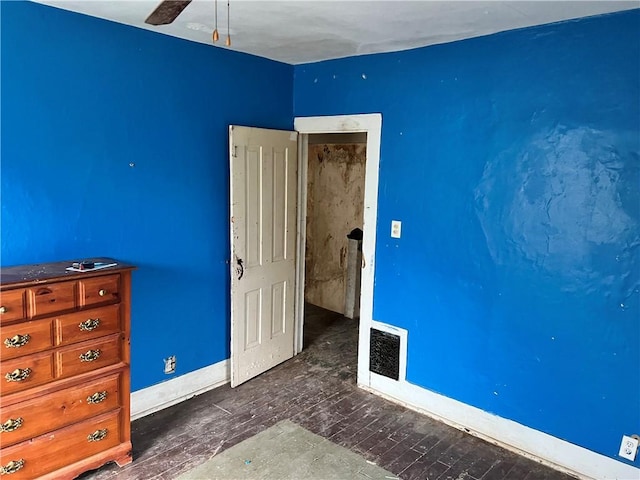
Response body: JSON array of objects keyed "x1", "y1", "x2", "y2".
[
  {"x1": 245, "y1": 147, "x2": 263, "y2": 268},
  {"x1": 272, "y1": 148, "x2": 289, "y2": 262},
  {"x1": 271, "y1": 281, "x2": 286, "y2": 337},
  {"x1": 230, "y1": 126, "x2": 297, "y2": 387}
]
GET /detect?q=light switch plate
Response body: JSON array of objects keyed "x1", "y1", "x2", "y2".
[{"x1": 391, "y1": 220, "x2": 402, "y2": 239}]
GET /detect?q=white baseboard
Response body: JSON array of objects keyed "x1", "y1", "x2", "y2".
[
  {"x1": 131, "y1": 359, "x2": 230, "y2": 420},
  {"x1": 366, "y1": 374, "x2": 639, "y2": 480}
]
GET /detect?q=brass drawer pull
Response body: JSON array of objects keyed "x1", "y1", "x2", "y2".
[
  {"x1": 87, "y1": 428, "x2": 108, "y2": 442},
  {"x1": 87, "y1": 391, "x2": 108, "y2": 404},
  {"x1": 5, "y1": 368, "x2": 31, "y2": 382},
  {"x1": 79, "y1": 318, "x2": 100, "y2": 332},
  {"x1": 4, "y1": 334, "x2": 30, "y2": 349},
  {"x1": 0, "y1": 459, "x2": 24, "y2": 475},
  {"x1": 0, "y1": 417, "x2": 23, "y2": 433},
  {"x1": 79, "y1": 349, "x2": 101, "y2": 362},
  {"x1": 0, "y1": 306, "x2": 7, "y2": 314},
  {"x1": 98, "y1": 289, "x2": 108, "y2": 297}
]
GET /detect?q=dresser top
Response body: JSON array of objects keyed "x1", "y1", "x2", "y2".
[{"x1": 1, "y1": 257, "x2": 136, "y2": 288}]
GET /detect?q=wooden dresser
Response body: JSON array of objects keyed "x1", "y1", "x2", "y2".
[{"x1": 0, "y1": 259, "x2": 134, "y2": 479}]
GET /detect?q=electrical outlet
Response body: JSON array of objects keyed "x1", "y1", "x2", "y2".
[
  {"x1": 619, "y1": 435, "x2": 639, "y2": 461},
  {"x1": 164, "y1": 355, "x2": 176, "y2": 374},
  {"x1": 391, "y1": 220, "x2": 402, "y2": 239}
]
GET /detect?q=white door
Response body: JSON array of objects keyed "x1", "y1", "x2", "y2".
[{"x1": 229, "y1": 126, "x2": 298, "y2": 387}]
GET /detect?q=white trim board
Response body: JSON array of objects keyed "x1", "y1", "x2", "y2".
[
  {"x1": 294, "y1": 113, "x2": 382, "y2": 388},
  {"x1": 294, "y1": 133, "x2": 309, "y2": 355},
  {"x1": 130, "y1": 359, "x2": 230, "y2": 420},
  {"x1": 366, "y1": 375, "x2": 640, "y2": 480}
]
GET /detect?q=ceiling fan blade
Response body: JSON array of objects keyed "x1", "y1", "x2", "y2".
[{"x1": 145, "y1": 0, "x2": 192, "y2": 25}]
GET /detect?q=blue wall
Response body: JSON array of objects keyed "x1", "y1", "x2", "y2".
[
  {"x1": 3, "y1": 0, "x2": 639, "y2": 466},
  {"x1": 1, "y1": 1, "x2": 293, "y2": 391},
  {"x1": 295, "y1": 10, "x2": 639, "y2": 463}
]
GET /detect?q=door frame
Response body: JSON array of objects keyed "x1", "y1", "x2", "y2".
[{"x1": 293, "y1": 113, "x2": 382, "y2": 388}]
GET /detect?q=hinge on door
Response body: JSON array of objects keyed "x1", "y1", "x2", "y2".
[{"x1": 232, "y1": 145, "x2": 238, "y2": 158}]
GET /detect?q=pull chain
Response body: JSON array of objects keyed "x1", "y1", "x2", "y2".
[
  {"x1": 225, "y1": 0, "x2": 231, "y2": 46},
  {"x1": 212, "y1": 0, "x2": 219, "y2": 42}
]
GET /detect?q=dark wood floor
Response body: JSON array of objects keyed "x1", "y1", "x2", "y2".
[{"x1": 80, "y1": 305, "x2": 577, "y2": 480}]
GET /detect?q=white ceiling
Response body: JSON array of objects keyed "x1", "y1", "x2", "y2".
[{"x1": 34, "y1": 1, "x2": 638, "y2": 64}]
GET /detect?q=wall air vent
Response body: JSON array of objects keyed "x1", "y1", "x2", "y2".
[{"x1": 370, "y1": 328, "x2": 401, "y2": 380}]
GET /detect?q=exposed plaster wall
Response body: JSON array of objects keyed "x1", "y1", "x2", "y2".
[{"x1": 305, "y1": 143, "x2": 366, "y2": 313}]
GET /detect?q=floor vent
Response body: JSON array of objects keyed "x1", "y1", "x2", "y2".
[{"x1": 369, "y1": 328, "x2": 400, "y2": 380}]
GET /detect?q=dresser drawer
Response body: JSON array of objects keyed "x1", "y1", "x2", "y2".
[
  {"x1": 28, "y1": 282, "x2": 76, "y2": 318},
  {"x1": 0, "y1": 372, "x2": 122, "y2": 447},
  {"x1": 0, "y1": 289, "x2": 26, "y2": 324},
  {"x1": 0, "y1": 409, "x2": 122, "y2": 479},
  {"x1": 56, "y1": 304, "x2": 121, "y2": 347},
  {"x1": 1, "y1": 352, "x2": 54, "y2": 396},
  {"x1": 79, "y1": 274, "x2": 120, "y2": 307},
  {"x1": 57, "y1": 334, "x2": 122, "y2": 379},
  {"x1": 1, "y1": 318, "x2": 54, "y2": 361}
]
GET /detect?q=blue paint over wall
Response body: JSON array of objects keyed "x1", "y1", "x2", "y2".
[
  {"x1": 295, "y1": 10, "x2": 639, "y2": 463},
  {"x1": 1, "y1": 1, "x2": 293, "y2": 391},
  {"x1": 3, "y1": 0, "x2": 639, "y2": 466}
]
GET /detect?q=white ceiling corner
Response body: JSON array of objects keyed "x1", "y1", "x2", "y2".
[{"x1": 32, "y1": 0, "x2": 639, "y2": 64}]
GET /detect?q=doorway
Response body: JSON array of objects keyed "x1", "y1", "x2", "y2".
[
  {"x1": 228, "y1": 116, "x2": 381, "y2": 388},
  {"x1": 294, "y1": 114, "x2": 382, "y2": 388},
  {"x1": 302, "y1": 133, "x2": 367, "y2": 380},
  {"x1": 305, "y1": 133, "x2": 366, "y2": 316}
]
